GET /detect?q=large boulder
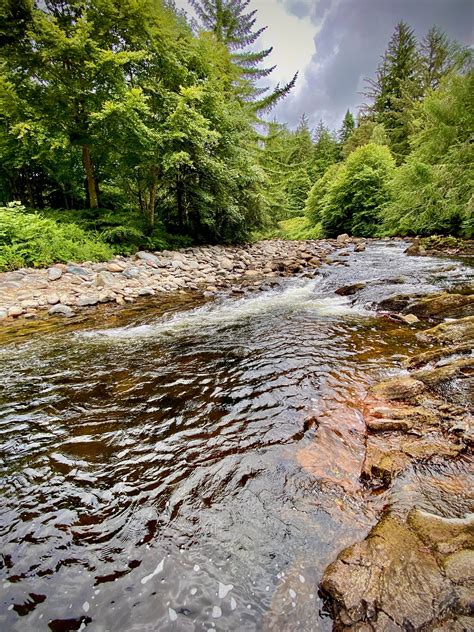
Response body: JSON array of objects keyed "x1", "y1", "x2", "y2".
[{"x1": 321, "y1": 510, "x2": 473, "y2": 631}]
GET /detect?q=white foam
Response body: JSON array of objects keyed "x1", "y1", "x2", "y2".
[
  {"x1": 218, "y1": 582, "x2": 233, "y2": 599},
  {"x1": 80, "y1": 281, "x2": 369, "y2": 341},
  {"x1": 141, "y1": 558, "x2": 164, "y2": 584}
]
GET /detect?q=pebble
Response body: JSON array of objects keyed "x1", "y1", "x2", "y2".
[
  {"x1": 66, "y1": 265, "x2": 91, "y2": 277},
  {"x1": 48, "y1": 304, "x2": 75, "y2": 317},
  {"x1": 47, "y1": 267, "x2": 63, "y2": 281},
  {"x1": 8, "y1": 305, "x2": 23, "y2": 317},
  {"x1": 76, "y1": 295, "x2": 99, "y2": 307}
]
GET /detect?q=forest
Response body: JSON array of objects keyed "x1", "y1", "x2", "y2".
[{"x1": 0, "y1": 0, "x2": 472, "y2": 270}]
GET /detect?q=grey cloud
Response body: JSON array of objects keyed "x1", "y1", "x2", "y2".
[{"x1": 273, "y1": 0, "x2": 474, "y2": 131}]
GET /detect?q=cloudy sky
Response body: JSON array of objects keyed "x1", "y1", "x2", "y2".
[{"x1": 176, "y1": 0, "x2": 473, "y2": 131}]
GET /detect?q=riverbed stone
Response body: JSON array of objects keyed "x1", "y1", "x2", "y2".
[
  {"x1": 95, "y1": 271, "x2": 120, "y2": 288},
  {"x1": 48, "y1": 304, "x2": 75, "y2": 317},
  {"x1": 138, "y1": 287, "x2": 155, "y2": 296},
  {"x1": 8, "y1": 305, "x2": 23, "y2": 317},
  {"x1": 412, "y1": 357, "x2": 473, "y2": 389},
  {"x1": 3, "y1": 271, "x2": 24, "y2": 282},
  {"x1": 47, "y1": 294, "x2": 60, "y2": 305},
  {"x1": 0, "y1": 309, "x2": 7, "y2": 320},
  {"x1": 321, "y1": 512, "x2": 464, "y2": 631},
  {"x1": 121, "y1": 266, "x2": 140, "y2": 279},
  {"x1": 335, "y1": 282, "x2": 366, "y2": 296},
  {"x1": 371, "y1": 376, "x2": 426, "y2": 401},
  {"x1": 76, "y1": 295, "x2": 99, "y2": 307},
  {"x1": 47, "y1": 267, "x2": 63, "y2": 281},
  {"x1": 408, "y1": 292, "x2": 474, "y2": 320},
  {"x1": 20, "y1": 299, "x2": 39, "y2": 310},
  {"x1": 416, "y1": 316, "x2": 474, "y2": 345},
  {"x1": 66, "y1": 264, "x2": 91, "y2": 277},
  {"x1": 394, "y1": 312, "x2": 419, "y2": 324},
  {"x1": 107, "y1": 261, "x2": 126, "y2": 272},
  {"x1": 219, "y1": 257, "x2": 234, "y2": 271},
  {"x1": 136, "y1": 251, "x2": 159, "y2": 266}
]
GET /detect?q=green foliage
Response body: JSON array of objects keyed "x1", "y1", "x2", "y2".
[
  {"x1": 0, "y1": 203, "x2": 113, "y2": 270},
  {"x1": 320, "y1": 144, "x2": 395, "y2": 237},
  {"x1": 312, "y1": 120, "x2": 340, "y2": 178},
  {"x1": 277, "y1": 216, "x2": 323, "y2": 240},
  {"x1": 0, "y1": 0, "x2": 275, "y2": 249},
  {"x1": 342, "y1": 120, "x2": 389, "y2": 159},
  {"x1": 338, "y1": 110, "x2": 355, "y2": 143},
  {"x1": 382, "y1": 70, "x2": 474, "y2": 237},
  {"x1": 305, "y1": 163, "x2": 342, "y2": 225},
  {"x1": 251, "y1": 216, "x2": 322, "y2": 241},
  {"x1": 259, "y1": 115, "x2": 340, "y2": 222}
]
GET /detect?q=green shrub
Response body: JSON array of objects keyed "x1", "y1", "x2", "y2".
[
  {"x1": 250, "y1": 216, "x2": 322, "y2": 241},
  {"x1": 320, "y1": 143, "x2": 395, "y2": 237},
  {"x1": 305, "y1": 163, "x2": 342, "y2": 225},
  {"x1": 0, "y1": 202, "x2": 114, "y2": 270}
]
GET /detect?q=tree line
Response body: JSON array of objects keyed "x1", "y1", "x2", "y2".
[
  {"x1": 0, "y1": 2, "x2": 472, "y2": 271},
  {"x1": 262, "y1": 21, "x2": 472, "y2": 239}
]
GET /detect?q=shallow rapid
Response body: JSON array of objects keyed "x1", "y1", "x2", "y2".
[{"x1": 1, "y1": 242, "x2": 472, "y2": 631}]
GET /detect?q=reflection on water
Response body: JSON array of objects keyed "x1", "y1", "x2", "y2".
[{"x1": 0, "y1": 242, "x2": 472, "y2": 631}]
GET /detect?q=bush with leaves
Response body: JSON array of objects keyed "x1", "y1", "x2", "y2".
[
  {"x1": 0, "y1": 203, "x2": 113, "y2": 270},
  {"x1": 305, "y1": 163, "x2": 342, "y2": 225},
  {"x1": 320, "y1": 144, "x2": 395, "y2": 237}
]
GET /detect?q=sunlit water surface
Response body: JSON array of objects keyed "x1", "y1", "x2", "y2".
[{"x1": 1, "y1": 242, "x2": 472, "y2": 631}]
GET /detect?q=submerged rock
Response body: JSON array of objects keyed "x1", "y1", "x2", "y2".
[
  {"x1": 413, "y1": 357, "x2": 473, "y2": 389},
  {"x1": 335, "y1": 282, "x2": 366, "y2": 296},
  {"x1": 404, "y1": 239, "x2": 427, "y2": 256},
  {"x1": 370, "y1": 376, "x2": 426, "y2": 401},
  {"x1": 408, "y1": 292, "x2": 474, "y2": 320}
]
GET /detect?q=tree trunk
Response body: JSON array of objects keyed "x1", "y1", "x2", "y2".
[{"x1": 82, "y1": 144, "x2": 98, "y2": 208}]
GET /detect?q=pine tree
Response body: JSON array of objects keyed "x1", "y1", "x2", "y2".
[
  {"x1": 364, "y1": 21, "x2": 422, "y2": 160},
  {"x1": 312, "y1": 120, "x2": 339, "y2": 178},
  {"x1": 338, "y1": 110, "x2": 355, "y2": 144},
  {"x1": 420, "y1": 26, "x2": 458, "y2": 91},
  {"x1": 189, "y1": 0, "x2": 297, "y2": 110}
]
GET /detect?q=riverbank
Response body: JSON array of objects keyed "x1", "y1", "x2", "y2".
[{"x1": 0, "y1": 238, "x2": 355, "y2": 323}]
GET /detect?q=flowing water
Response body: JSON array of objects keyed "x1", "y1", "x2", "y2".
[{"x1": 0, "y1": 242, "x2": 472, "y2": 632}]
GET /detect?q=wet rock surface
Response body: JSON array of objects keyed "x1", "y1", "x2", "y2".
[
  {"x1": 321, "y1": 510, "x2": 474, "y2": 631},
  {"x1": 321, "y1": 278, "x2": 474, "y2": 630}
]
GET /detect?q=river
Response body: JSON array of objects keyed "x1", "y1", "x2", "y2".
[{"x1": 0, "y1": 241, "x2": 472, "y2": 631}]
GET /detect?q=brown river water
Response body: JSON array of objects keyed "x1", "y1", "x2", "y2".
[{"x1": 0, "y1": 242, "x2": 472, "y2": 631}]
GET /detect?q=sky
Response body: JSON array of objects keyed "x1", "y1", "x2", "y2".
[{"x1": 175, "y1": 0, "x2": 474, "y2": 131}]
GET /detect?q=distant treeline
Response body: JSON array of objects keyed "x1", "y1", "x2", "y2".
[{"x1": 261, "y1": 22, "x2": 473, "y2": 239}]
